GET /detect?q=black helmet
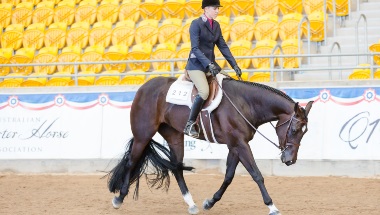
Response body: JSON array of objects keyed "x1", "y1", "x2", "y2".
[{"x1": 202, "y1": 0, "x2": 223, "y2": 9}]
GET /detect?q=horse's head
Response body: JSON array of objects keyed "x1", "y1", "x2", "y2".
[{"x1": 276, "y1": 101, "x2": 313, "y2": 166}]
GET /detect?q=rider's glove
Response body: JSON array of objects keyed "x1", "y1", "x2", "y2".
[
  {"x1": 233, "y1": 65, "x2": 242, "y2": 77},
  {"x1": 208, "y1": 63, "x2": 219, "y2": 77}
]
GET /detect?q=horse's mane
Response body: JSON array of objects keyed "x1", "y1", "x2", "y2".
[{"x1": 227, "y1": 78, "x2": 295, "y2": 103}]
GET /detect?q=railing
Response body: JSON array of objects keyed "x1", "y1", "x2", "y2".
[
  {"x1": 1, "y1": 52, "x2": 380, "y2": 84},
  {"x1": 328, "y1": 42, "x2": 342, "y2": 79},
  {"x1": 298, "y1": 16, "x2": 311, "y2": 65},
  {"x1": 355, "y1": 14, "x2": 368, "y2": 64}
]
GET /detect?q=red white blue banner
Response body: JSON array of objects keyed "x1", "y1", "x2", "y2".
[{"x1": 0, "y1": 87, "x2": 379, "y2": 160}]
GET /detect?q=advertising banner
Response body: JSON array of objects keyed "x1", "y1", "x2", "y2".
[{"x1": 0, "y1": 87, "x2": 379, "y2": 160}]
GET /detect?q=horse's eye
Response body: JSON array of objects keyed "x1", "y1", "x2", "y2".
[{"x1": 291, "y1": 128, "x2": 296, "y2": 134}]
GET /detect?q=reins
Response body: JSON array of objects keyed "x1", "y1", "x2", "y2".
[{"x1": 213, "y1": 75, "x2": 281, "y2": 150}]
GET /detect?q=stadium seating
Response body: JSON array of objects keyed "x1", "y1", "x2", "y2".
[
  {"x1": 215, "y1": 15, "x2": 230, "y2": 41},
  {"x1": 134, "y1": 19, "x2": 159, "y2": 45},
  {"x1": 279, "y1": 0, "x2": 303, "y2": 15},
  {"x1": 111, "y1": 20, "x2": 136, "y2": 47},
  {"x1": 181, "y1": 17, "x2": 197, "y2": 43},
  {"x1": 219, "y1": 0, "x2": 232, "y2": 17},
  {"x1": 54, "y1": 1, "x2": 75, "y2": 25},
  {"x1": 251, "y1": 39, "x2": 278, "y2": 69},
  {"x1": 176, "y1": 42, "x2": 190, "y2": 70},
  {"x1": 281, "y1": 39, "x2": 302, "y2": 68},
  {"x1": 32, "y1": 1, "x2": 54, "y2": 26},
  {"x1": 0, "y1": 73, "x2": 24, "y2": 87},
  {"x1": 151, "y1": 42, "x2": 176, "y2": 71},
  {"x1": 162, "y1": 0, "x2": 185, "y2": 19},
  {"x1": 158, "y1": 18, "x2": 182, "y2": 45},
  {"x1": 103, "y1": 45, "x2": 128, "y2": 72},
  {"x1": 184, "y1": 0, "x2": 202, "y2": 18},
  {"x1": 66, "y1": 21, "x2": 90, "y2": 49},
  {"x1": 303, "y1": 11, "x2": 327, "y2": 42},
  {"x1": 126, "y1": 43, "x2": 152, "y2": 71},
  {"x1": 68, "y1": 70, "x2": 96, "y2": 86},
  {"x1": 230, "y1": 0, "x2": 254, "y2": 16},
  {"x1": 1, "y1": 24, "x2": 23, "y2": 50},
  {"x1": 0, "y1": 3, "x2": 12, "y2": 29},
  {"x1": 255, "y1": 0, "x2": 279, "y2": 16},
  {"x1": 119, "y1": 74, "x2": 146, "y2": 85},
  {"x1": 44, "y1": 22, "x2": 67, "y2": 49},
  {"x1": 0, "y1": 48, "x2": 12, "y2": 76},
  {"x1": 46, "y1": 71, "x2": 72, "y2": 86},
  {"x1": 230, "y1": 40, "x2": 252, "y2": 69},
  {"x1": 33, "y1": 46, "x2": 58, "y2": 74},
  {"x1": 57, "y1": 46, "x2": 81, "y2": 74},
  {"x1": 75, "y1": 0, "x2": 97, "y2": 25},
  {"x1": 9, "y1": 47, "x2": 35, "y2": 75},
  {"x1": 12, "y1": 2, "x2": 33, "y2": 27},
  {"x1": 139, "y1": 0, "x2": 163, "y2": 20},
  {"x1": 94, "y1": 70, "x2": 121, "y2": 85},
  {"x1": 97, "y1": 0, "x2": 119, "y2": 24},
  {"x1": 118, "y1": 0, "x2": 141, "y2": 23},
  {"x1": 80, "y1": 45, "x2": 104, "y2": 73},
  {"x1": 230, "y1": 15, "x2": 255, "y2": 41},
  {"x1": 89, "y1": 21, "x2": 112, "y2": 47},
  {"x1": 279, "y1": 12, "x2": 303, "y2": 41},
  {"x1": 20, "y1": 72, "x2": 47, "y2": 87},
  {"x1": 254, "y1": 14, "x2": 279, "y2": 41}
]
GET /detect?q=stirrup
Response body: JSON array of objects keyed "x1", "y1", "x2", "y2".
[{"x1": 184, "y1": 121, "x2": 200, "y2": 138}]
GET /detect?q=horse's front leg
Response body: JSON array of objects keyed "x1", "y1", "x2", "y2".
[
  {"x1": 203, "y1": 150, "x2": 239, "y2": 210},
  {"x1": 238, "y1": 144, "x2": 281, "y2": 215}
]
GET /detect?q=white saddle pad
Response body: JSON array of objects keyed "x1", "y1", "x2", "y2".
[{"x1": 165, "y1": 74, "x2": 225, "y2": 113}]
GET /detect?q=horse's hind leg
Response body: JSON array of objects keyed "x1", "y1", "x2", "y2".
[
  {"x1": 158, "y1": 124, "x2": 199, "y2": 215},
  {"x1": 203, "y1": 150, "x2": 239, "y2": 210},
  {"x1": 112, "y1": 126, "x2": 158, "y2": 208},
  {"x1": 237, "y1": 143, "x2": 281, "y2": 215}
]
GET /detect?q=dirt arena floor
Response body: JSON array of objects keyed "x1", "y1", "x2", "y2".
[{"x1": 0, "y1": 172, "x2": 379, "y2": 215}]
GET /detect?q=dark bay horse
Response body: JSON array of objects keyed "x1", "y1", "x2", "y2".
[{"x1": 107, "y1": 76, "x2": 313, "y2": 215}]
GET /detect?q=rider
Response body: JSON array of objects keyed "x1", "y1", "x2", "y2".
[{"x1": 183, "y1": 0, "x2": 242, "y2": 138}]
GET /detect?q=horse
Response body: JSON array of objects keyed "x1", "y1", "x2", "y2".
[{"x1": 106, "y1": 76, "x2": 313, "y2": 215}]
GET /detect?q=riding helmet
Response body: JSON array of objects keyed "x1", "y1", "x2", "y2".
[{"x1": 202, "y1": 0, "x2": 223, "y2": 9}]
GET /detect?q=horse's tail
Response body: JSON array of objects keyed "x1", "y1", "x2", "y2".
[{"x1": 107, "y1": 138, "x2": 194, "y2": 199}]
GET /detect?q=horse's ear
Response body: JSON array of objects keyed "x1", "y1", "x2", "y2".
[
  {"x1": 294, "y1": 102, "x2": 299, "y2": 112},
  {"x1": 304, "y1": 101, "x2": 313, "y2": 116}
]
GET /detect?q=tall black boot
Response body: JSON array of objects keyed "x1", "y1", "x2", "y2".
[{"x1": 183, "y1": 95, "x2": 205, "y2": 138}]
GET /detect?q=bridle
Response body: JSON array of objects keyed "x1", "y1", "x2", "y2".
[
  {"x1": 213, "y1": 76, "x2": 308, "y2": 152},
  {"x1": 272, "y1": 112, "x2": 308, "y2": 153}
]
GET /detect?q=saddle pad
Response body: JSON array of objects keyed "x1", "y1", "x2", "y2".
[{"x1": 166, "y1": 74, "x2": 225, "y2": 113}]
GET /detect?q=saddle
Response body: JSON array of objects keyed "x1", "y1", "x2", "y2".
[
  {"x1": 166, "y1": 71, "x2": 225, "y2": 143},
  {"x1": 182, "y1": 70, "x2": 220, "y2": 108}
]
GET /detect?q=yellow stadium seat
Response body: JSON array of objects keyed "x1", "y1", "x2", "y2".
[
  {"x1": 255, "y1": 0, "x2": 279, "y2": 16},
  {"x1": 97, "y1": 0, "x2": 119, "y2": 24},
  {"x1": 23, "y1": 23, "x2": 45, "y2": 50},
  {"x1": 44, "y1": 22, "x2": 67, "y2": 49},
  {"x1": 374, "y1": 69, "x2": 380, "y2": 79},
  {"x1": 254, "y1": 14, "x2": 279, "y2": 41},
  {"x1": 54, "y1": 1, "x2": 75, "y2": 25},
  {"x1": 1, "y1": 0, "x2": 19, "y2": 7},
  {"x1": 119, "y1": 74, "x2": 145, "y2": 85},
  {"x1": 0, "y1": 48, "x2": 12, "y2": 76},
  {"x1": 230, "y1": 40, "x2": 252, "y2": 69},
  {"x1": 279, "y1": 0, "x2": 303, "y2": 15},
  {"x1": 0, "y1": 3, "x2": 12, "y2": 29},
  {"x1": 335, "y1": 0, "x2": 349, "y2": 17},
  {"x1": 227, "y1": 71, "x2": 249, "y2": 80},
  {"x1": 111, "y1": 20, "x2": 135, "y2": 46},
  {"x1": 181, "y1": 17, "x2": 197, "y2": 43},
  {"x1": 281, "y1": 39, "x2": 301, "y2": 68},
  {"x1": 68, "y1": 70, "x2": 96, "y2": 86},
  {"x1": 249, "y1": 72, "x2": 271, "y2": 82},
  {"x1": 126, "y1": 43, "x2": 152, "y2": 71},
  {"x1": 0, "y1": 73, "x2": 24, "y2": 87},
  {"x1": 162, "y1": 0, "x2": 185, "y2": 19},
  {"x1": 22, "y1": 0, "x2": 41, "y2": 6},
  {"x1": 230, "y1": 15, "x2": 255, "y2": 42},
  {"x1": 185, "y1": 0, "x2": 202, "y2": 17},
  {"x1": 20, "y1": 73, "x2": 47, "y2": 87},
  {"x1": 151, "y1": 42, "x2": 176, "y2": 71},
  {"x1": 66, "y1": 22, "x2": 90, "y2": 49},
  {"x1": 140, "y1": 0, "x2": 163, "y2": 20},
  {"x1": 214, "y1": 47, "x2": 226, "y2": 69},
  {"x1": 369, "y1": 43, "x2": 380, "y2": 65},
  {"x1": 134, "y1": 19, "x2": 159, "y2": 46},
  {"x1": 303, "y1": 0, "x2": 332, "y2": 15},
  {"x1": 118, "y1": 0, "x2": 141, "y2": 22},
  {"x1": 33, "y1": 46, "x2": 58, "y2": 74},
  {"x1": 57, "y1": 46, "x2": 81, "y2": 74},
  {"x1": 103, "y1": 44, "x2": 128, "y2": 72},
  {"x1": 75, "y1": 0, "x2": 97, "y2": 25},
  {"x1": 302, "y1": 11, "x2": 327, "y2": 42},
  {"x1": 279, "y1": 12, "x2": 303, "y2": 40},
  {"x1": 1, "y1": 24, "x2": 23, "y2": 50},
  {"x1": 80, "y1": 45, "x2": 104, "y2": 73},
  {"x1": 89, "y1": 21, "x2": 112, "y2": 47},
  {"x1": 12, "y1": 2, "x2": 33, "y2": 27},
  {"x1": 349, "y1": 64, "x2": 371, "y2": 80},
  {"x1": 219, "y1": 0, "x2": 232, "y2": 17},
  {"x1": 231, "y1": 0, "x2": 254, "y2": 16},
  {"x1": 176, "y1": 42, "x2": 190, "y2": 70},
  {"x1": 215, "y1": 15, "x2": 230, "y2": 41},
  {"x1": 146, "y1": 71, "x2": 170, "y2": 81},
  {"x1": 32, "y1": 2, "x2": 54, "y2": 26},
  {"x1": 10, "y1": 47, "x2": 35, "y2": 75},
  {"x1": 251, "y1": 39, "x2": 278, "y2": 69},
  {"x1": 46, "y1": 71, "x2": 72, "y2": 86},
  {"x1": 158, "y1": 18, "x2": 182, "y2": 45},
  {"x1": 94, "y1": 70, "x2": 120, "y2": 85}
]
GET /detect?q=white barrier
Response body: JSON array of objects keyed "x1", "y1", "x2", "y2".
[{"x1": 0, "y1": 87, "x2": 380, "y2": 162}]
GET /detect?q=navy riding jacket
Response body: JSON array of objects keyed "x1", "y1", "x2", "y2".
[{"x1": 185, "y1": 15, "x2": 237, "y2": 72}]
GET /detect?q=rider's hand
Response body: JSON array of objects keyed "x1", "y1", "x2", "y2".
[
  {"x1": 233, "y1": 65, "x2": 242, "y2": 77},
  {"x1": 208, "y1": 63, "x2": 219, "y2": 77}
]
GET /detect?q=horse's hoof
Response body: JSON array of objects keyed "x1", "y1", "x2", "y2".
[
  {"x1": 112, "y1": 196, "x2": 122, "y2": 209},
  {"x1": 269, "y1": 211, "x2": 282, "y2": 215},
  {"x1": 188, "y1": 205, "x2": 199, "y2": 214},
  {"x1": 202, "y1": 199, "x2": 213, "y2": 210}
]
